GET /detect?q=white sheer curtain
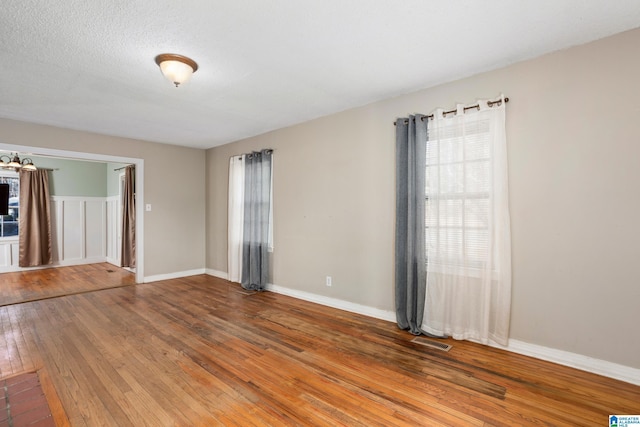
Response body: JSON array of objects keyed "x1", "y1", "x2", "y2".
[
  {"x1": 421, "y1": 95, "x2": 512, "y2": 346},
  {"x1": 228, "y1": 155, "x2": 245, "y2": 282}
]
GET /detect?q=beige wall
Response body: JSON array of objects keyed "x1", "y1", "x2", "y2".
[
  {"x1": 0, "y1": 119, "x2": 206, "y2": 277},
  {"x1": 206, "y1": 28, "x2": 640, "y2": 369}
]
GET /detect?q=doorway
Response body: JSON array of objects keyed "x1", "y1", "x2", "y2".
[{"x1": 0, "y1": 142, "x2": 144, "y2": 283}]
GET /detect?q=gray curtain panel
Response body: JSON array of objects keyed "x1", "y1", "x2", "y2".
[
  {"x1": 18, "y1": 169, "x2": 52, "y2": 267},
  {"x1": 395, "y1": 115, "x2": 427, "y2": 335},
  {"x1": 241, "y1": 149, "x2": 272, "y2": 291},
  {"x1": 121, "y1": 165, "x2": 136, "y2": 268}
]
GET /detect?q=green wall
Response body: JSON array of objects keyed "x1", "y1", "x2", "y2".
[
  {"x1": 29, "y1": 155, "x2": 107, "y2": 197},
  {"x1": 0, "y1": 155, "x2": 128, "y2": 197}
]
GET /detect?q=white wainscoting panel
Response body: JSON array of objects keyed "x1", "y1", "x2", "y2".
[
  {"x1": 59, "y1": 198, "x2": 84, "y2": 261},
  {"x1": 85, "y1": 199, "x2": 105, "y2": 259},
  {"x1": 0, "y1": 240, "x2": 18, "y2": 269},
  {"x1": 0, "y1": 242, "x2": 10, "y2": 267},
  {"x1": 105, "y1": 196, "x2": 120, "y2": 266},
  {"x1": 0, "y1": 196, "x2": 118, "y2": 273}
]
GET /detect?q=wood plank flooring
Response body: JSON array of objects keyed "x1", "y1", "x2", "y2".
[
  {"x1": 1, "y1": 266, "x2": 638, "y2": 426},
  {"x1": 0, "y1": 263, "x2": 135, "y2": 307}
]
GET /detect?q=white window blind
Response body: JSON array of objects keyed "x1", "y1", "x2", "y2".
[{"x1": 426, "y1": 117, "x2": 492, "y2": 272}]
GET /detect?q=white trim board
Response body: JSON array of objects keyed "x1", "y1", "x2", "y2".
[
  {"x1": 0, "y1": 258, "x2": 110, "y2": 273},
  {"x1": 492, "y1": 340, "x2": 640, "y2": 386},
  {"x1": 144, "y1": 268, "x2": 206, "y2": 283},
  {"x1": 206, "y1": 269, "x2": 229, "y2": 280},
  {"x1": 266, "y1": 283, "x2": 396, "y2": 323},
  {"x1": 262, "y1": 281, "x2": 639, "y2": 386},
  {"x1": 206, "y1": 272, "x2": 396, "y2": 321},
  {"x1": 203, "y1": 271, "x2": 640, "y2": 385}
]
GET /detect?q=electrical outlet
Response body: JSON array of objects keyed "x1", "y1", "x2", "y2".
[{"x1": 326, "y1": 276, "x2": 332, "y2": 287}]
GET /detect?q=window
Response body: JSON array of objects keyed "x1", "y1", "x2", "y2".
[
  {"x1": 425, "y1": 118, "x2": 491, "y2": 271},
  {"x1": 421, "y1": 99, "x2": 511, "y2": 344},
  {"x1": 0, "y1": 173, "x2": 19, "y2": 238}
]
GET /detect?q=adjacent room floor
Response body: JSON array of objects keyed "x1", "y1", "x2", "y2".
[
  {"x1": 0, "y1": 263, "x2": 135, "y2": 307},
  {"x1": 0, "y1": 265, "x2": 638, "y2": 426}
]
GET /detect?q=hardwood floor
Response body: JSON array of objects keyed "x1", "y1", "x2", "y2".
[
  {"x1": 0, "y1": 267, "x2": 638, "y2": 426},
  {"x1": 0, "y1": 263, "x2": 136, "y2": 307}
]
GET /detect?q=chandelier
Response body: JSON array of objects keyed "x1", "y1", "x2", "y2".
[{"x1": 0, "y1": 154, "x2": 37, "y2": 171}]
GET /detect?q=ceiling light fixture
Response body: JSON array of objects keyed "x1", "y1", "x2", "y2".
[
  {"x1": 0, "y1": 154, "x2": 37, "y2": 171},
  {"x1": 154, "y1": 53, "x2": 199, "y2": 87}
]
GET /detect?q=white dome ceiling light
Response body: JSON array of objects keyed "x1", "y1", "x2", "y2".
[{"x1": 154, "y1": 53, "x2": 199, "y2": 87}]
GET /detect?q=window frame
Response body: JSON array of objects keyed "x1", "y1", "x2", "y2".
[
  {"x1": 0, "y1": 170, "x2": 20, "y2": 240},
  {"x1": 425, "y1": 119, "x2": 493, "y2": 273}
]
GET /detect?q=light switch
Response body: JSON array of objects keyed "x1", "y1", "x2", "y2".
[{"x1": 146, "y1": 204, "x2": 152, "y2": 212}]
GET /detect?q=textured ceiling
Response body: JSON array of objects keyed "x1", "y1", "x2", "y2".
[{"x1": 1, "y1": 1, "x2": 639, "y2": 149}]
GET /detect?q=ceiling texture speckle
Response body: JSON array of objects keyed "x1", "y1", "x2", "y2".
[{"x1": 1, "y1": 0, "x2": 639, "y2": 149}]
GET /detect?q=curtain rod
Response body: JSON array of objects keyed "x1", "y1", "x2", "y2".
[
  {"x1": 114, "y1": 165, "x2": 134, "y2": 171},
  {"x1": 393, "y1": 97, "x2": 509, "y2": 126},
  {"x1": 230, "y1": 149, "x2": 274, "y2": 160}
]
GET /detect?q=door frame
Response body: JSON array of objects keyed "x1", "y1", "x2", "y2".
[{"x1": 0, "y1": 142, "x2": 145, "y2": 283}]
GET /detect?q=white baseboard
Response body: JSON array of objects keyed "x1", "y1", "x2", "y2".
[
  {"x1": 205, "y1": 269, "x2": 229, "y2": 280},
  {"x1": 265, "y1": 283, "x2": 396, "y2": 323},
  {"x1": 144, "y1": 268, "x2": 206, "y2": 283},
  {"x1": 267, "y1": 282, "x2": 639, "y2": 386},
  {"x1": 495, "y1": 339, "x2": 640, "y2": 386},
  {"x1": 55, "y1": 257, "x2": 107, "y2": 267},
  {"x1": 204, "y1": 274, "x2": 640, "y2": 386},
  {"x1": 0, "y1": 264, "x2": 56, "y2": 273},
  {"x1": 105, "y1": 257, "x2": 119, "y2": 266},
  {"x1": 0, "y1": 257, "x2": 109, "y2": 273}
]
